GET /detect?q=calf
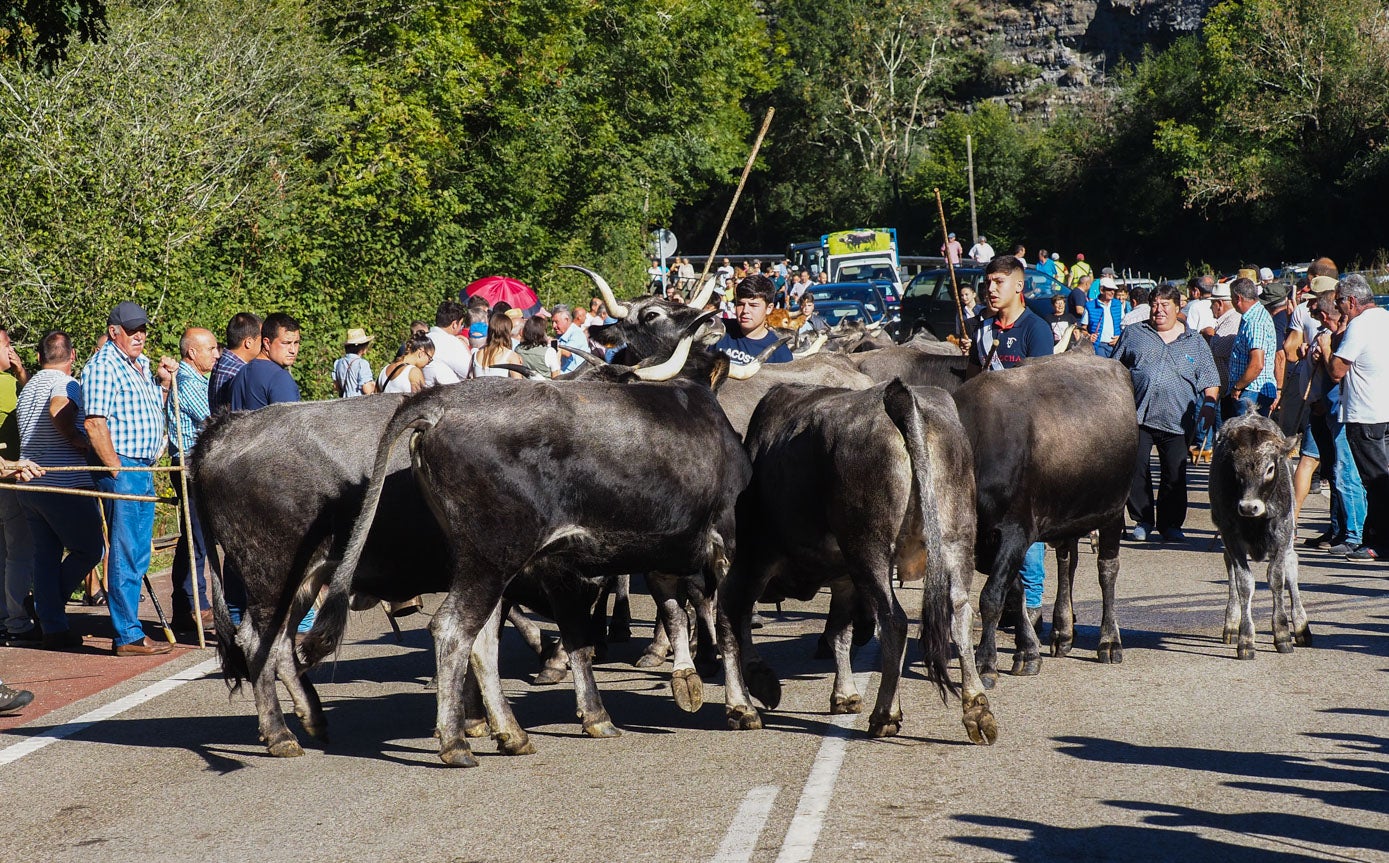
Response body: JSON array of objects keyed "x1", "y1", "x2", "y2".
[
  {"x1": 1208, "y1": 411, "x2": 1312, "y2": 659},
  {"x1": 720, "y1": 380, "x2": 995, "y2": 744}
]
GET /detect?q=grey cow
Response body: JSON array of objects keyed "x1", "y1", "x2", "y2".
[{"x1": 1209, "y1": 410, "x2": 1313, "y2": 659}]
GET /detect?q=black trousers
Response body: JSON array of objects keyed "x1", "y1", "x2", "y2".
[
  {"x1": 1345, "y1": 421, "x2": 1389, "y2": 549},
  {"x1": 1128, "y1": 426, "x2": 1189, "y2": 532}
]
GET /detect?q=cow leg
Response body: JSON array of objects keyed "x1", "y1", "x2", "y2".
[
  {"x1": 468, "y1": 604, "x2": 534, "y2": 754},
  {"x1": 507, "y1": 604, "x2": 569, "y2": 685},
  {"x1": 1095, "y1": 519, "x2": 1124, "y2": 664},
  {"x1": 648, "y1": 571, "x2": 703, "y2": 714},
  {"x1": 1284, "y1": 546, "x2": 1313, "y2": 647},
  {"x1": 976, "y1": 529, "x2": 1036, "y2": 683},
  {"x1": 608, "y1": 573, "x2": 632, "y2": 643},
  {"x1": 1222, "y1": 548, "x2": 1257, "y2": 660},
  {"x1": 461, "y1": 665, "x2": 488, "y2": 739},
  {"x1": 826, "y1": 595, "x2": 860, "y2": 716},
  {"x1": 635, "y1": 612, "x2": 672, "y2": 668},
  {"x1": 686, "y1": 577, "x2": 722, "y2": 679},
  {"x1": 856, "y1": 565, "x2": 907, "y2": 739},
  {"x1": 718, "y1": 557, "x2": 779, "y2": 731},
  {"x1": 430, "y1": 583, "x2": 503, "y2": 767},
  {"x1": 1266, "y1": 545, "x2": 1301, "y2": 654},
  {"x1": 537, "y1": 573, "x2": 618, "y2": 737},
  {"x1": 273, "y1": 647, "x2": 327, "y2": 743},
  {"x1": 950, "y1": 571, "x2": 996, "y2": 745},
  {"x1": 237, "y1": 604, "x2": 302, "y2": 758},
  {"x1": 1050, "y1": 539, "x2": 1079, "y2": 658}
]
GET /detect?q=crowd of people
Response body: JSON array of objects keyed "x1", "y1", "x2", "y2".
[{"x1": 0, "y1": 248, "x2": 1384, "y2": 716}]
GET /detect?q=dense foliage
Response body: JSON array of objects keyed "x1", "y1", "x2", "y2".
[{"x1": 2, "y1": 0, "x2": 1386, "y2": 400}]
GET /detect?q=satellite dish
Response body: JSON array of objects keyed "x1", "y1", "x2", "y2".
[{"x1": 650, "y1": 229, "x2": 677, "y2": 260}]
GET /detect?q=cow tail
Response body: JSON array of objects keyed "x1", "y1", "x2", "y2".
[
  {"x1": 299, "y1": 402, "x2": 441, "y2": 667},
  {"x1": 882, "y1": 379, "x2": 958, "y2": 702},
  {"x1": 194, "y1": 485, "x2": 249, "y2": 693}
]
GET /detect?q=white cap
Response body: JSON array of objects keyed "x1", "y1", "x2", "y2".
[{"x1": 1259, "y1": 267, "x2": 1275, "y2": 281}]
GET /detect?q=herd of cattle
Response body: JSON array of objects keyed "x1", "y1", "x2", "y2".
[{"x1": 188, "y1": 269, "x2": 1311, "y2": 766}]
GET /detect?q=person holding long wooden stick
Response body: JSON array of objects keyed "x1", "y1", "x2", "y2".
[{"x1": 166, "y1": 328, "x2": 219, "y2": 641}]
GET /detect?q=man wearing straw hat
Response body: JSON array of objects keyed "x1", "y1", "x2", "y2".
[
  {"x1": 167, "y1": 328, "x2": 219, "y2": 634},
  {"x1": 332, "y1": 328, "x2": 378, "y2": 398},
  {"x1": 83, "y1": 301, "x2": 178, "y2": 656}
]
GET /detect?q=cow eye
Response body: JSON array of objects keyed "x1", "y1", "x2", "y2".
[
  {"x1": 1264, "y1": 463, "x2": 1276, "y2": 480},
  {"x1": 643, "y1": 310, "x2": 660, "y2": 322}
]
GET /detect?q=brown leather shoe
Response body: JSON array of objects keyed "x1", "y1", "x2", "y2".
[{"x1": 113, "y1": 637, "x2": 173, "y2": 657}]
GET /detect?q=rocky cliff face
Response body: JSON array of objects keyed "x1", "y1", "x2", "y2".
[{"x1": 970, "y1": 0, "x2": 1214, "y2": 108}]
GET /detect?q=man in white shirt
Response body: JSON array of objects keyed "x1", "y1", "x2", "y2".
[
  {"x1": 967, "y1": 235, "x2": 994, "y2": 264},
  {"x1": 423, "y1": 300, "x2": 473, "y2": 386},
  {"x1": 553, "y1": 304, "x2": 589, "y2": 374},
  {"x1": 1181, "y1": 275, "x2": 1216, "y2": 335},
  {"x1": 1327, "y1": 274, "x2": 1389, "y2": 559}
]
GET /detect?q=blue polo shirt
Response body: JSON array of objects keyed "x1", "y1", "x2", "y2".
[
  {"x1": 712, "y1": 320, "x2": 794, "y2": 365},
  {"x1": 968, "y1": 308, "x2": 1052, "y2": 370},
  {"x1": 228, "y1": 359, "x2": 300, "y2": 411}
]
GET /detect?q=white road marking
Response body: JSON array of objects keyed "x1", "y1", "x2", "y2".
[
  {"x1": 775, "y1": 648, "x2": 877, "y2": 863},
  {"x1": 0, "y1": 657, "x2": 219, "y2": 768},
  {"x1": 711, "y1": 785, "x2": 780, "y2": 863}
]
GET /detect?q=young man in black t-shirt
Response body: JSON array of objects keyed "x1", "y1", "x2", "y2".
[{"x1": 961, "y1": 255, "x2": 1053, "y2": 374}]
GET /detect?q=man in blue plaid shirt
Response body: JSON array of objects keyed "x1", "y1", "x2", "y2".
[
  {"x1": 167, "y1": 327, "x2": 219, "y2": 634},
  {"x1": 207, "y1": 312, "x2": 262, "y2": 414},
  {"x1": 84, "y1": 302, "x2": 180, "y2": 656},
  {"x1": 1226, "y1": 276, "x2": 1280, "y2": 418}
]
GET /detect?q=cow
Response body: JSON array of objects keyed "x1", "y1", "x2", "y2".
[
  {"x1": 852, "y1": 346, "x2": 969, "y2": 392},
  {"x1": 719, "y1": 379, "x2": 997, "y2": 744},
  {"x1": 578, "y1": 265, "x2": 721, "y2": 365},
  {"x1": 303, "y1": 351, "x2": 751, "y2": 766},
  {"x1": 1208, "y1": 410, "x2": 1312, "y2": 659},
  {"x1": 951, "y1": 351, "x2": 1138, "y2": 687}
]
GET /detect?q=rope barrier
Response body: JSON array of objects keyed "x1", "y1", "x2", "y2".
[
  {"x1": 0, "y1": 481, "x2": 175, "y2": 504},
  {"x1": 13, "y1": 464, "x2": 183, "y2": 472}
]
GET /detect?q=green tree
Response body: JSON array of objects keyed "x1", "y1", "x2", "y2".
[{"x1": 0, "y1": 0, "x2": 107, "y2": 72}]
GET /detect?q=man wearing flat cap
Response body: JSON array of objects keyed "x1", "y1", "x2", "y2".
[
  {"x1": 83, "y1": 301, "x2": 179, "y2": 656},
  {"x1": 333, "y1": 328, "x2": 377, "y2": 398}
]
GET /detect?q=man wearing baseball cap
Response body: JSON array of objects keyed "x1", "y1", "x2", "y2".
[{"x1": 83, "y1": 301, "x2": 179, "y2": 656}]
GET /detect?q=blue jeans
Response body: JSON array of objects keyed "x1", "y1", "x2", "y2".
[
  {"x1": 1313, "y1": 411, "x2": 1367, "y2": 546},
  {"x1": 169, "y1": 459, "x2": 209, "y2": 621},
  {"x1": 98, "y1": 456, "x2": 157, "y2": 647},
  {"x1": 1093, "y1": 340, "x2": 1115, "y2": 359},
  {"x1": 0, "y1": 488, "x2": 35, "y2": 635},
  {"x1": 1021, "y1": 541, "x2": 1046, "y2": 609},
  {"x1": 21, "y1": 491, "x2": 104, "y2": 635}
]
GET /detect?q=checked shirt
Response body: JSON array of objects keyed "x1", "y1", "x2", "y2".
[
  {"x1": 167, "y1": 360, "x2": 211, "y2": 459},
  {"x1": 82, "y1": 340, "x2": 168, "y2": 460},
  {"x1": 1113, "y1": 323, "x2": 1220, "y2": 435},
  {"x1": 1226, "y1": 301, "x2": 1278, "y2": 399},
  {"x1": 207, "y1": 351, "x2": 246, "y2": 414}
]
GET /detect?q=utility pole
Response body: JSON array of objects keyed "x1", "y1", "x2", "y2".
[{"x1": 966, "y1": 133, "x2": 979, "y2": 244}]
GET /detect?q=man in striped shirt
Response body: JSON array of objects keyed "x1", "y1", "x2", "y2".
[
  {"x1": 83, "y1": 302, "x2": 179, "y2": 656},
  {"x1": 1226, "y1": 277, "x2": 1279, "y2": 418},
  {"x1": 167, "y1": 328, "x2": 219, "y2": 634}
]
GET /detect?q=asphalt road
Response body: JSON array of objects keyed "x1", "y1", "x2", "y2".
[{"x1": 1, "y1": 464, "x2": 1386, "y2": 863}]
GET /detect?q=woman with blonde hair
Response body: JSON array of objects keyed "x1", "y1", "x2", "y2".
[{"x1": 470, "y1": 312, "x2": 524, "y2": 378}]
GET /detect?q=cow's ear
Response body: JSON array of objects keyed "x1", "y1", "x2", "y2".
[
  {"x1": 1281, "y1": 433, "x2": 1301, "y2": 460},
  {"x1": 708, "y1": 354, "x2": 731, "y2": 392}
]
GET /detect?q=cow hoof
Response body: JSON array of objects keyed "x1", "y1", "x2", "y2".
[
  {"x1": 979, "y1": 669, "x2": 997, "y2": 690},
  {"x1": 1009, "y1": 656, "x2": 1042, "y2": 677},
  {"x1": 496, "y1": 733, "x2": 535, "y2": 756},
  {"x1": 439, "y1": 746, "x2": 479, "y2": 768},
  {"x1": 671, "y1": 668, "x2": 704, "y2": 713},
  {"x1": 583, "y1": 720, "x2": 622, "y2": 739},
  {"x1": 1236, "y1": 644, "x2": 1255, "y2": 660},
  {"x1": 812, "y1": 634, "x2": 833, "y2": 660},
  {"x1": 830, "y1": 694, "x2": 863, "y2": 715},
  {"x1": 868, "y1": 711, "x2": 902, "y2": 738},
  {"x1": 266, "y1": 736, "x2": 304, "y2": 758},
  {"x1": 1295, "y1": 627, "x2": 1313, "y2": 647},
  {"x1": 608, "y1": 623, "x2": 632, "y2": 644},
  {"x1": 962, "y1": 695, "x2": 997, "y2": 745},
  {"x1": 1275, "y1": 638, "x2": 1294, "y2": 654},
  {"x1": 634, "y1": 651, "x2": 666, "y2": 669},
  {"x1": 1097, "y1": 642, "x2": 1123, "y2": 664},
  {"x1": 1050, "y1": 637, "x2": 1073, "y2": 658},
  {"x1": 726, "y1": 705, "x2": 763, "y2": 731},
  {"x1": 533, "y1": 667, "x2": 567, "y2": 686},
  {"x1": 746, "y1": 662, "x2": 782, "y2": 710},
  {"x1": 463, "y1": 720, "x2": 490, "y2": 739},
  {"x1": 1221, "y1": 627, "x2": 1236, "y2": 645}
]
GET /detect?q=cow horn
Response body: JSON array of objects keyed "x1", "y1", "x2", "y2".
[
  {"x1": 560, "y1": 264, "x2": 630, "y2": 319},
  {"x1": 687, "y1": 276, "x2": 718, "y2": 309},
  {"x1": 633, "y1": 330, "x2": 697, "y2": 381},
  {"x1": 492, "y1": 363, "x2": 542, "y2": 379},
  {"x1": 1053, "y1": 324, "x2": 1075, "y2": 354},
  {"x1": 726, "y1": 358, "x2": 762, "y2": 380},
  {"x1": 561, "y1": 344, "x2": 608, "y2": 367},
  {"x1": 793, "y1": 333, "x2": 828, "y2": 358}
]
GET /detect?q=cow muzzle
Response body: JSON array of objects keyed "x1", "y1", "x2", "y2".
[{"x1": 1237, "y1": 499, "x2": 1266, "y2": 518}]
